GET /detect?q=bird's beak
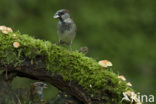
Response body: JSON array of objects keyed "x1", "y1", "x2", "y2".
[
  {"x1": 43, "y1": 84, "x2": 48, "y2": 88},
  {"x1": 53, "y1": 13, "x2": 59, "y2": 19}
]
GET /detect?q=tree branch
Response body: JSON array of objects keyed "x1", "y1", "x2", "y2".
[{"x1": 0, "y1": 30, "x2": 138, "y2": 104}]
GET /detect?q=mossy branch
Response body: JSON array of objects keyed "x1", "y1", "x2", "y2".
[{"x1": 0, "y1": 31, "x2": 137, "y2": 104}]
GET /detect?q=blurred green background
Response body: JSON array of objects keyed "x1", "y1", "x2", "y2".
[{"x1": 0, "y1": 0, "x2": 155, "y2": 103}]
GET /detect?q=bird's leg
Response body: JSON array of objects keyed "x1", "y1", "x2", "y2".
[
  {"x1": 39, "y1": 94, "x2": 43, "y2": 101},
  {"x1": 58, "y1": 39, "x2": 61, "y2": 45},
  {"x1": 55, "y1": 40, "x2": 61, "y2": 45},
  {"x1": 58, "y1": 40, "x2": 66, "y2": 45},
  {"x1": 55, "y1": 39, "x2": 63, "y2": 45},
  {"x1": 69, "y1": 45, "x2": 72, "y2": 51}
]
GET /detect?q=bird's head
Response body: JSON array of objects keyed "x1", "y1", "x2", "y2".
[
  {"x1": 53, "y1": 9, "x2": 71, "y2": 21},
  {"x1": 33, "y1": 82, "x2": 48, "y2": 89}
]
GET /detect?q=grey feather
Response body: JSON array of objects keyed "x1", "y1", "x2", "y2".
[{"x1": 54, "y1": 9, "x2": 76, "y2": 46}]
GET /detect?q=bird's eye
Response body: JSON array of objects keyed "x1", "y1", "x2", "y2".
[{"x1": 60, "y1": 12, "x2": 64, "y2": 15}]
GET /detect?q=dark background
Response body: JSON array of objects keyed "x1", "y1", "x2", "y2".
[{"x1": 0, "y1": 0, "x2": 155, "y2": 103}]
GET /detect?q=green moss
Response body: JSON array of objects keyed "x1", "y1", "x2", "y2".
[{"x1": 0, "y1": 32, "x2": 135, "y2": 104}]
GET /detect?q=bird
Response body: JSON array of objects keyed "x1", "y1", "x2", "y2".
[
  {"x1": 30, "y1": 82, "x2": 48, "y2": 102},
  {"x1": 53, "y1": 9, "x2": 76, "y2": 50}
]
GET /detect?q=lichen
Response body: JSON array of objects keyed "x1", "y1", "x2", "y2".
[{"x1": 0, "y1": 31, "x2": 137, "y2": 104}]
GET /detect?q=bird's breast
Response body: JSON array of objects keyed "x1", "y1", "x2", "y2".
[
  {"x1": 57, "y1": 21, "x2": 76, "y2": 43},
  {"x1": 58, "y1": 22, "x2": 72, "y2": 34}
]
